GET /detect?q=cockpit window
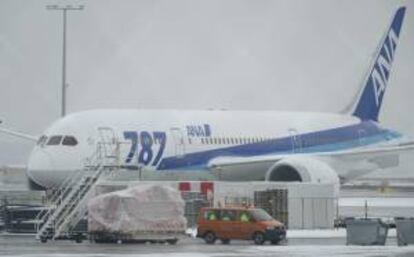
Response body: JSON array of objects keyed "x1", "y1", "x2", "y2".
[
  {"x1": 47, "y1": 136, "x2": 63, "y2": 145},
  {"x1": 62, "y1": 136, "x2": 78, "y2": 146},
  {"x1": 37, "y1": 135, "x2": 48, "y2": 146}
]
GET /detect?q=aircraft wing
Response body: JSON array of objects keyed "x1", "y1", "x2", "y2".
[
  {"x1": 0, "y1": 127, "x2": 38, "y2": 142},
  {"x1": 207, "y1": 141, "x2": 414, "y2": 180}
]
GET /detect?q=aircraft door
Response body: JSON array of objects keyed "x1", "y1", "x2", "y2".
[
  {"x1": 96, "y1": 127, "x2": 120, "y2": 165},
  {"x1": 98, "y1": 127, "x2": 118, "y2": 151},
  {"x1": 289, "y1": 128, "x2": 302, "y2": 153},
  {"x1": 170, "y1": 127, "x2": 186, "y2": 158}
]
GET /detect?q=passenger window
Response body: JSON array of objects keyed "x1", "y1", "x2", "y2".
[
  {"x1": 47, "y1": 136, "x2": 62, "y2": 145},
  {"x1": 62, "y1": 136, "x2": 78, "y2": 146},
  {"x1": 239, "y1": 211, "x2": 251, "y2": 222},
  {"x1": 220, "y1": 210, "x2": 236, "y2": 221},
  {"x1": 204, "y1": 210, "x2": 219, "y2": 221}
]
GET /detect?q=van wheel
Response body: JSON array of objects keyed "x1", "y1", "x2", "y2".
[
  {"x1": 221, "y1": 239, "x2": 230, "y2": 244},
  {"x1": 253, "y1": 232, "x2": 265, "y2": 245},
  {"x1": 167, "y1": 239, "x2": 178, "y2": 245},
  {"x1": 74, "y1": 234, "x2": 83, "y2": 243},
  {"x1": 270, "y1": 239, "x2": 280, "y2": 245},
  {"x1": 204, "y1": 232, "x2": 216, "y2": 244}
]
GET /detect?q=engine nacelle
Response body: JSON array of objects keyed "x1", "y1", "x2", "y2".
[{"x1": 265, "y1": 157, "x2": 339, "y2": 185}]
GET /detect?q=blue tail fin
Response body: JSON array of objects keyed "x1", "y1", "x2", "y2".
[{"x1": 352, "y1": 7, "x2": 406, "y2": 121}]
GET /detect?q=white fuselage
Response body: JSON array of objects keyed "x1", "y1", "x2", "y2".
[{"x1": 26, "y1": 109, "x2": 400, "y2": 189}]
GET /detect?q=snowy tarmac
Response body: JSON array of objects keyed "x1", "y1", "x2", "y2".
[
  {"x1": 1, "y1": 233, "x2": 414, "y2": 257},
  {"x1": 1, "y1": 179, "x2": 414, "y2": 256}
]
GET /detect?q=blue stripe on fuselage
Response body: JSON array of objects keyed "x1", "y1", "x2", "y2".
[{"x1": 156, "y1": 121, "x2": 401, "y2": 171}]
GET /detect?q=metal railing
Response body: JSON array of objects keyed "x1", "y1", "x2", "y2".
[{"x1": 35, "y1": 127, "x2": 122, "y2": 241}]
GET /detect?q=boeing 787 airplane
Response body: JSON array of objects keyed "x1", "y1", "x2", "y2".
[{"x1": 1, "y1": 6, "x2": 412, "y2": 190}]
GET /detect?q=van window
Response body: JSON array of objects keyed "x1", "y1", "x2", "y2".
[
  {"x1": 239, "y1": 211, "x2": 251, "y2": 222},
  {"x1": 47, "y1": 136, "x2": 62, "y2": 145},
  {"x1": 204, "y1": 210, "x2": 219, "y2": 221},
  {"x1": 62, "y1": 136, "x2": 78, "y2": 146},
  {"x1": 220, "y1": 210, "x2": 236, "y2": 221},
  {"x1": 250, "y1": 209, "x2": 273, "y2": 221}
]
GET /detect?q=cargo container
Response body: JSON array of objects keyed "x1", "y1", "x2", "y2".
[{"x1": 88, "y1": 184, "x2": 186, "y2": 244}]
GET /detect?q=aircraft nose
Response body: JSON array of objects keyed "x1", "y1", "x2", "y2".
[{"x1": 27, "y1": 149, "x2": 56, "y2": 189}]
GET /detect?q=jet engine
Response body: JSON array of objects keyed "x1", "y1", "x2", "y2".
[{"x1": 265, "y1": 157, "x2": 340, "y2": 185}]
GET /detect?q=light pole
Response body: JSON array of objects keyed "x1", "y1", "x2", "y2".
[{"x1": 46, "y1": 4, "x2": 84, "y2": 117}]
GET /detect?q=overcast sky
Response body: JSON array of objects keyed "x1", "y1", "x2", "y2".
[{"x1": 0, "y1": 0, "x2": 413, "y2": 177}]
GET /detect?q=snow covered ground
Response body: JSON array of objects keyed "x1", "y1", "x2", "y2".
[
  {"x1": 0, "y1": 243, "x2": 413, "y2": 257},
  {"x1": 1, "y1": 233, "x2": 414, "y2": 257},
  {"x1": 236, "y1": 245, "x2": 414, "y2": 257},
  {"x1": 339, "y1": 197, "x2": 414, "y2": 218},
  {"x1": 339, "y1": 198, "x2": 414, "y2": 207},
  {"x1": 186, "y1": 228, "x2": 397, "y2": 239}
]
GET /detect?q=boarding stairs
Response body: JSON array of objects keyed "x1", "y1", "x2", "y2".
[
  {"x1": 0, "y1": 203, "x2": 5, "y2": 229},
  {"x1": 35, "y1": 127, "x2": 121, "y2": 242}
]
